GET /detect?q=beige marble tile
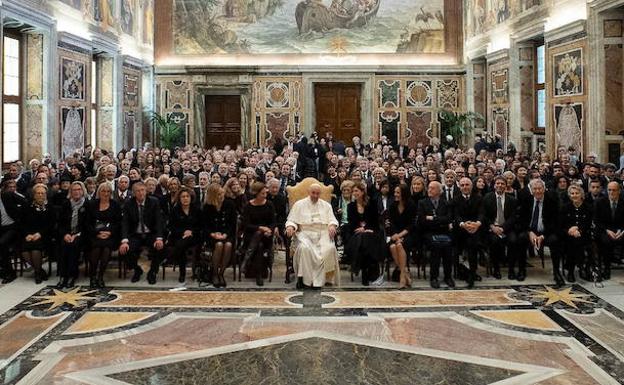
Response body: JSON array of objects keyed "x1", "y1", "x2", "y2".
[
  {"x1": 64, "y1": 312, "x2": 155, "y2": 335},
  {"x1": 95, "y1": 290, "x2": 301, "y2": 308},
  {"x1": 323, "y1": 289, "x2": 527, "y2": 308},
  {"x1": 472, "y1": 310, "x2": 563, "y2": 331}
]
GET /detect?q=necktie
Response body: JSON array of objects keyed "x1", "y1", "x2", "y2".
[
  {"x1": 496, "y1": 196, "x2": 504, "y2": 225},
  {"x1": 432, "y1": 199, "x2": 438, "y2": 210},
  {"x1": 139, "y1": 204, "x2": 146, "y2": 234},
  {"x1": 612, "y1": 201, "x2": 617, "y2": 220},
  {"x1": 530, "y1": 200, "x2": 540, "y2": 232}
]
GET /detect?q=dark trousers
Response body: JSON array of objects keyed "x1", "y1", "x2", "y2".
[
  {"x1": 518, "y1": 231, "x2": 561, "y2": 273},
  {"x1": 488, "y1": 230, "x2": 518, "y2": 271},
  {"x1": 424, "y1": 233, "x2": 453, "y2": 280},
  {"x1": 0, "y1": 225, "x2": 19, "y2": 277},
  {"x1": 59, "y1": 236, "x2": 82, "y2": 279},
  {"x1": 598, "y1": 233, "x2": 624, "y2": 274},
  {"x1": 127, "y1": 234, "x2": 164, "y2": 274},
  {"x1": 457, "y1": 231, "x2": 481, "y2": 274},
  {"x1": 169, "y1": 236, "x2": 197, "y2": 273}
]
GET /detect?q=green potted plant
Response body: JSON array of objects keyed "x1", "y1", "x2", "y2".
[
  {"x1": 438, "y1": 110, "x2": 484, "y2": 144},
  {"x1": 150, "y1": 112, "x2": 184, "y2": 149}
]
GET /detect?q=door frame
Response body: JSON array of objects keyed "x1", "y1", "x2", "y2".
[
  {"x1": 193, "y1": 85, "x2": 252, "y2": 148},
  {"x1": 303, "y1": 73, "x2": 374, "y2": 144}
]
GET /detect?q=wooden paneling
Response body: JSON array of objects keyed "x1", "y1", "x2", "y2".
[
  {"x1": 314, "y1": 84, "x2": 361, "y2": 144},
  {"x1": 205, "y1": 95, "x2": 241, "y2": 148}
]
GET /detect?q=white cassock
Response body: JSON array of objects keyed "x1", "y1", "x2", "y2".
[{"x1": 285, "y1": 197, "x2": 340, "y2": 287}]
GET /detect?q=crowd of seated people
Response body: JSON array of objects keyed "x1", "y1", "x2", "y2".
[{"x1": 0, "y1": 132, "x2": 623, "y2": 290}]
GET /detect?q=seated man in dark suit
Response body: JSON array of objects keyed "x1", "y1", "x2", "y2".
[
  {"x1": 266, "y1": 178, "x2": 292, "y2": 282},
  {"x1": 0, "y1": 180, "x2": 26, "y2": 283},
  {"x1": 119, "y1": 181, "x2": 165, "y2": 284},
  {"x1": 594, "y1": 181, "x2": 624, "y2": 280},
  {"x1": 417, "y1": 181, "x2": 455, "y2": 289},
  {"x1": 482, "y1": 176, "x2": 519, "y2": 280},
  {"x1": 517, "y1": 179, "x2": 563, "y2": 286},
  {"x1": 453, "y1": 177, "x2": 483, "y2": 288}
]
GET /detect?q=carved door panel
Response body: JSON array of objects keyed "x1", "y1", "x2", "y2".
[
  {"x1": 205, "y1": 95, "x2": 241, "y2": 148},
  {"x1": 314, "y1": 83, "x2": 361, "y2": 144}
]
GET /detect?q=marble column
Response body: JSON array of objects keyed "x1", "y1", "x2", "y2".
[
  {"x1": 113, "y1": 53, "x2": 124, "y2": 152},
  {"x1": 97, "y1": 55, "x2": 115, "y2": 152},
  {"x1": 508, "y1": 39, "x2": 523, "y2": 149}
]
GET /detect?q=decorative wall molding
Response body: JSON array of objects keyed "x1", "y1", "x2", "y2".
[{"x1": 545, "y1": 20, "x2": 587, "y2": 43}]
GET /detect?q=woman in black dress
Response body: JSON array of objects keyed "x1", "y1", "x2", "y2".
[
  {"x1": 560, "y1": 184, "x2": 593, "y2": 283},
  {"x1": 346, "y1": 182, "x2": 385, "y2": 286},
  {"x1": 387, "y1": 184, "x2": 417, "y2": 289},
  {"x1": 57, "y1": 181, "x2": 88, "y2": 289},
  {"x1": 168, "y1": 187, "x2": 202, "y2": 284},
  {"x1": 203, "y1": 183, "x2": 237, "y2": 287},
  {"x1": 22, "y1": 184, "x2": 56, "y2": 284},
  {"x1": 86, "y1": 182, "x2": 122, "y2": 288},
  {"x1": 241, "y1": 182, "x2": 276, "y2": 286}
]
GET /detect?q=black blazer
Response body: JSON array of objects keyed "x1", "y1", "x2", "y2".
[
  {"x1": 417, "y1": 198, "x2": 451, "y2": 235},
  {"x1": 268, "y1": 193, "x2": 288, "y2": 225},
  {"x1": 441, "y1": 185, "x2": 460, "y2": 202},
  {"x1": 121, "y1": 196, "x2": 164, "y2": 240},
  {"x1": 516, "y1": 195, "x2": 559, "y2": 236},
  {"x1": 203, "y1": 200, "x2": 237, "y2": 239},
  {"x1": 58, "y1": 199, "x2": 88, "y2": 237},
  {"x1": 594, "y1": 197, "x2": 624, "y2": 233},
  {"x1": 347, "y1": 200, "x2": 380, "y2": 233},
  {"x1": 0, "y1": 191, "x2": 26, "y2": 223},
  {"x1": 387, "y1": 201, "x2": 417, "y2": 235},
  {"x1": 168, "y1": 204, "x2": 202, "y2": 241},
  {"x1": 453, "y1": 193, "x2": 484, "y2": 227},
  {"x1": 86, "y1": 199, "x2": 122, "y2": 243},
  {"x1": 560, "y1": 201, "x2": 593, "y2": 240},
  {"x1": 21, "y1": 203, "x2": 56, "y2": 239},
  {"x1": 482, "y1": 192, "x2": 517, "y2": 233}
]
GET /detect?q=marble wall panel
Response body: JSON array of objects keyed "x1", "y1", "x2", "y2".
[
  {"x1": 252, "y1": 77, "x2": 303, "y2": 145},
  {"x1": 265, "y1": 112, "x2": 289, "y2": 146},
  {"x1": 406, "y1": 111, "x2": 433, "y2": 148},
  {"x1": 547, "y1": 38, "x2": 587, "y2": 155},
  {"x1": 520, "y1": 64, "x2": 534, "y2": 132},
  {"x1": 375, "y1": 76, "x2": 463, "y2": 143},
  {"x1": 604, "y1": 44, "x2": 623, "y2": 136},
  {"x1": 26, "y1": 34, "x2": 44, "y2": 100},
  {"x1": 604, "y1": 20, "x2": 623, "y2": 38},
  {"x1": 98, "y1": 109, "x2": 114, "y2": 151},
  {"x1": 24, "y1": 105, "x2": 43, "y2": 161}
]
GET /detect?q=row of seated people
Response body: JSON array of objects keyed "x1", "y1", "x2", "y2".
[
  {"x1": 0, "y1": 174, "x2": 622, "y2": 290},
  {"x1": 333, "y1": 177, "x2": 624, "y2": 288}
]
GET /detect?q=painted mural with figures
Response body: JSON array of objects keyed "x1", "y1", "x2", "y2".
[
  {"x1": 172, "y1": 0, "x2": 446, "y2": 54},
  {"x1": 465, "y1": 0, "x2": 543, "y2": 38}
]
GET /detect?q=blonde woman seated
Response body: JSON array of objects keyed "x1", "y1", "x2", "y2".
[{"x1": 203, "y1": 183, "x2": 237, "y2": 287}]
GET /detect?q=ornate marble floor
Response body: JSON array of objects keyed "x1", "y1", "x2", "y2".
[{"x1": 1, "y1": 277, "x2": 624, "y2": 385}]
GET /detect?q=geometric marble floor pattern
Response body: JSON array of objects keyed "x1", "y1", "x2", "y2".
[{"x1": 1, "y1": 284, "x2": 624, "y2": 384}]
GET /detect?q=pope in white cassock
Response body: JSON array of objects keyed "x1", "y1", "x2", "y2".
[{"x1": 285, "y1": 184, "x2": 341, "y2": 288}]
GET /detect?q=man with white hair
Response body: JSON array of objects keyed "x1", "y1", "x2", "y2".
[{"x1": 285, "y1": 184, "x2": 340, "y2": 289}]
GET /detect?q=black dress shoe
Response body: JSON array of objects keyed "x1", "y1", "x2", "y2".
[
  {"x1": 466, "y1": 278, "x2": 475, "y2": 289},
  {"x1": 35, "y1": 272, "x2": 42, "y2": 285},
  {"x1": 1, "y1": 272, "x2": 16, "y2": 284},
  {"x1": 147, "y1": 271, "x2": 157, "y2": 285},
  {"x1": 566, "y1": 270, "x2": 576, "y2": 283},
  {"x1": 40, "y1": 270, "x2": 49, "y2": 281},
  {"x1": 508, "y1": 270, "x2": 516, "y2": 280},
  {"x1": 430, "y1": 278, "x2": 440, "y2": 289},
  {"x1": 97, "y1": 277, "x2": 106, "y2": 288},
  {"x1": 516, "y1": 270, "x2": 526, "y2": 282},
  {"x1": 603, "y1": 269, "x2": 611, "y2": 280},
  {"x1": 67, "y1": 278, "x2": 76, "y2": 288},
  {"x1": 444, "y1": 278, "x2": 456, "y2": 288},
  {"x1": 131, "y1": 268, "x2": 143, "y2": 283},
  {"x1": 554, "y1": 272, "x2": 565, "y2": 287},
  {"x1": 296, "y1": 277, "x2": 304, "y2": 290},
  {"x1": 256, "y1": 277, "x2": 264, "y2": 287},
  {"x1": 178, "y1": 273, "x2": 186, "y2": 284},
  {"x1": 89, "y1": 278, "x2": 97, "y2": 289},
  {"x1": 475, "y1": 274, "x2": 482, "y2": 282},
  {"x1": 493, "y1": 270, "x2": 502, "y2": 280},
  {"x1": 56, "y1": 278, "x2": 68, "y2": 289},
  {"x1": 220, "y1": 274, "x2": 227, "y2": 288}
]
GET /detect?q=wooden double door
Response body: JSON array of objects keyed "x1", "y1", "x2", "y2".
[
  {"x1": 314, "y1": 83, "x2": 361, "y2": 144},
  {"x1": 205, "y1": 95, "x2": 241, "y2": 148}
]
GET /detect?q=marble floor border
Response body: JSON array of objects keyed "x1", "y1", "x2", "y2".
[
  {"x1": 64, "y1": 330, "x2": 565, "y2": 385},
  {"x1": 0, "y1": 311, "x2": 69, "y2": 372},
  {"x1": 557, "y1": 308, "x2": 624, "y2": 363}
]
